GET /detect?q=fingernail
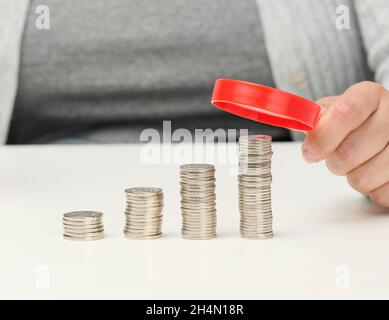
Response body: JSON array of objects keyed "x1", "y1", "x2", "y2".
[{"x1": 303, "y1": 149, "x2": 319, "y2": 163}]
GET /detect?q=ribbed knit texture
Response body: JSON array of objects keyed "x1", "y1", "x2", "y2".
[
  {"x1": 256, "y1": 0, "x2": 375, "y2": 140},
  {"x1": 257, "y1": 0, "x2": 373, "y2": 100},
  {"x1": 0, "y1": 0, "x2": 29, "y2": 144},
  {"x1": 1, "y1": 1, "x2": 389, "y2": 143},
  {"x1": 355, "y1": 0, "x2": 389, "y2": 90},
  {"x1": 9, "y1": 0, "x2": 284, "y2": 144}
]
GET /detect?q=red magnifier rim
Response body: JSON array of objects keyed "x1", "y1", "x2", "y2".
[{"x1": 211, "y1": 79, "x2": 321, "y2": 131}]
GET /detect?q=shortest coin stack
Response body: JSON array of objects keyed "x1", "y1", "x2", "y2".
[
  {"x1": 63, "y1": 211, "x2": 104, "y2": 241},
  {"x1": 180, "y1": 164, "x2": 217, "y2": 240},
  {"x1": 124, "y1": 187, "x2": 164, "y2": 240}
]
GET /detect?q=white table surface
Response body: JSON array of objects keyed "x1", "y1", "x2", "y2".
[{"x1": 1, "y1": 142, "x2": 388, "y2": 300}]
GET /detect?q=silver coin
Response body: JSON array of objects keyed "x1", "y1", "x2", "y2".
[
  {"x1": 241, "y1": 234, "x2": 273, "y2": 240},
  {"x1": 125, "y1": 198, "x2": 164, "y2": 202},
  {"x1": 124, "y1": 218, "x2": 163, "y2": 225},
  {"x1": 240, "y1": 215, "x2": 273, "y2": 221},
  {"x1": 240, "y1": 211, "x2": 272, "y2": 215},
  {"x1": 180, "y1": 193, "x2": 216, "y2": 199},
  {"x1": 125, "y1": 187, "x2": 163, "y2": 194},
  {"x1": 182, "y1": 221, "x2": 217, "y2": 227},
  {"x1": 182, "y1": 222, "x2": 217, "y2": 228},
  {"x1": 182, "y1": 232, "x2": 217, "y2": 238},
  {"x1": 182, "y1": 222, "x2": 217, "y2": 227},
  {"x1": 181, "y1": 229, "x2": 217, "y2": 235},
  {"x1": 180, "y1": 166, "x2": 216, "y2": 172},
  {"x1": 240, "y1": 226, "x2": 273, "y2": 231},
  {"x1": 63, "y1": 226, "x2": 104, "y2": 233},
  {"x1": 125, "y1": 200, "x2": 163, "y2": 205},
  {"x1": 125, "y1": 207, "x2": 163, "y2": 214},
  {"x1": 125, "y1": 216, "x2": 163, "y2": 222},
  {"x1": 124, "y1": 222, "x2": 161, "y2": 228},
  {"x1": 124, "y1": 229, "x2": 162, "y2": 235},
  {"x1": 182, "y1": 218, "x2": 217, "y2": 224},
  {"x1": 240, "y1": 213, "x2": 273, "y2": 222},
  {"x1": 125, "y1": 205, "x2": 163, "y2": 211},
  {"x1": 181, "y1": 204, "x2": 216, "y2": 211},
  {"x1": 182, "y1": 214, "x2": 217, "y2": 220},
  {"x1": 62, "y1": 218, "x2": 102, "y2": 224},
  {"x1": 182, "y1": 234, "x2": 217, "y2": 240},
  {"x1": 180, "y1": 179, "x2": 216, "y2": 185},
  {"x1": 124, "y1": 230, "x2": 162, "y2": 237},
  {"x1": 182, "y1": 228, "x2": 217, "y2": 234},
  {"x1": 125, "y1": 197, "x2": 164, "y2": 202},
  {"x1": 125, "y1": 203, "x2": 163, "y2": 208},
  {"x1": 63, "y1": 211, "x2": 103, "y2": 220},
  {"x1": 240, "y1": 213, "x2": 273, "y2": 219},
  {"x1": 125, "y1": 202, "x2": 163, "y2": 207},
  {"x1": 239, "y1": 202, "x2": 272, "y2": 207},
  {"x1": 180, "y1": 171, "x2": 215, "y2": 177},
  {"x1": 63, "y1": 225, "x2": 104, "y2": 231},
  {"x1": 62, "y1": 220, "x2": 103, "y2": 227},
  {"x1": 239, "y1": 205, "x2": 272, "y2": 211},
  {"x1": 63, "y1": 234, "x2": 104, "y2": 241},
  {"x1": 124, "y1": 220, "x2": 163, "y2": 226},
  {"x1": 240, "y1": 218, "x2": 273, "y2": 223},
  {"x1": 126, "y1": 192, "x2": 163, "y2": 197},
  {"x1": 64, "y1": 230, "x2": 104, "y2": 237},
  {"x1": 180, "y1": 187, "x2": 216, "y2": 193},
  {"x1": 125, "y1": 219, "x2": 163, "y2": 227},
  {"x1": 124, "y1": 233, "x2": 162, "y2": 240},
  {"x1": 181, "y1": 213, "x2": 217, "y2": 220}
]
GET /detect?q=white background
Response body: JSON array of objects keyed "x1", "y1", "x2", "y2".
[{"x1": 1, "y1": 143, "x2": 388, "y2": 299}]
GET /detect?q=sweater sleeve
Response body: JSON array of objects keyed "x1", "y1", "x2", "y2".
[
  {"x1": 354, "y1": 0, "x2": 389, "y2": 89},
  {"x1": 0, "y1": 0, "x2": 30, "y2": 144}
]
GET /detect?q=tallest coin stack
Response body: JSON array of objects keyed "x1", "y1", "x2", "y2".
[{"x1": 238, "y1": 135, "x2": 273, "y2": 239}]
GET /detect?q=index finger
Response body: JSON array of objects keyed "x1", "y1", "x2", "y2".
[{"x1": 302, "y1": 82, "x2": 382, "y2": 163}]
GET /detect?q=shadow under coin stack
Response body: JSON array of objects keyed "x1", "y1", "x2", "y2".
[
  {"x1": 180, "y1": 164, "x2": 217, "y2": 240},
  {"x1": 63, "y1": 211, "x2": 104, "y2": 241},
  {"x1": 238, "y1": 135, "x2": 273, "y2": 239},
  {"x1": 123, "y1": 187, "x2": 164, "y2": 240}
]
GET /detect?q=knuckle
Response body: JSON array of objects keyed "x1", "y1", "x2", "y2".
[
  {"x1": 334, "y1": 144, "x2": 355, "y2": 171},
  {"x1": 370, "y1": 190, "x2": 389, "y2": 208},
  {"x1": 382, "y1": 90, "x2": 389, "y2": 110},
  {"x1": 325, "y1": 157, "x2": 345, "y2": 176},
  {"x1": 304, "y1": 136, "x2": 329, "y2": 161},
  {"x1": 312, "y1": 141, "x2": 329, "y2": 160},
  {"x1": 371, "y1": 82, "x2": 384, "y2": 92},
  {"x1": 347, "y1": 171, "x2": 370, "y2": 193},
  {"x1": 331, "y1": 99, "x2": 358, "y2": 122},
  {"x1": 352, "y1": 81, "x2": 383, "y2": 93},
  {"x1": 370, "y1": 81, "x2": 384, "y2": 92}
]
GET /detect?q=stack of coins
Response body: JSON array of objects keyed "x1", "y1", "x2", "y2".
[
  {"x1": 63, "y1": 211, "x2": 104, "y2": 241},
  {"x1": 123, "y1": 187, "x2": 164, "y2": 240},
  {"x1": 238, "y1": 135, "x2": 273, "y2": 239},
  {"x1": 180, "y1": 164, "x2": 217, "y2": 240}
]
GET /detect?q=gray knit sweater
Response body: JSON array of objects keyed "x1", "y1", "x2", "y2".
[
  {"x1": 258, "y1": 0, "x2": 388, "y2": 139},
  {"x1": 8, "y1": 0, "x2": 283, "y2": 144},
  {"x1": 0, "y1": 0, "x2": 388, "y2": 143}
]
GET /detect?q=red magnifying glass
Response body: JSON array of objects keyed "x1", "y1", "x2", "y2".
[{"x1": 211, "y1": 79, "x2": 321, "y2": 131}]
